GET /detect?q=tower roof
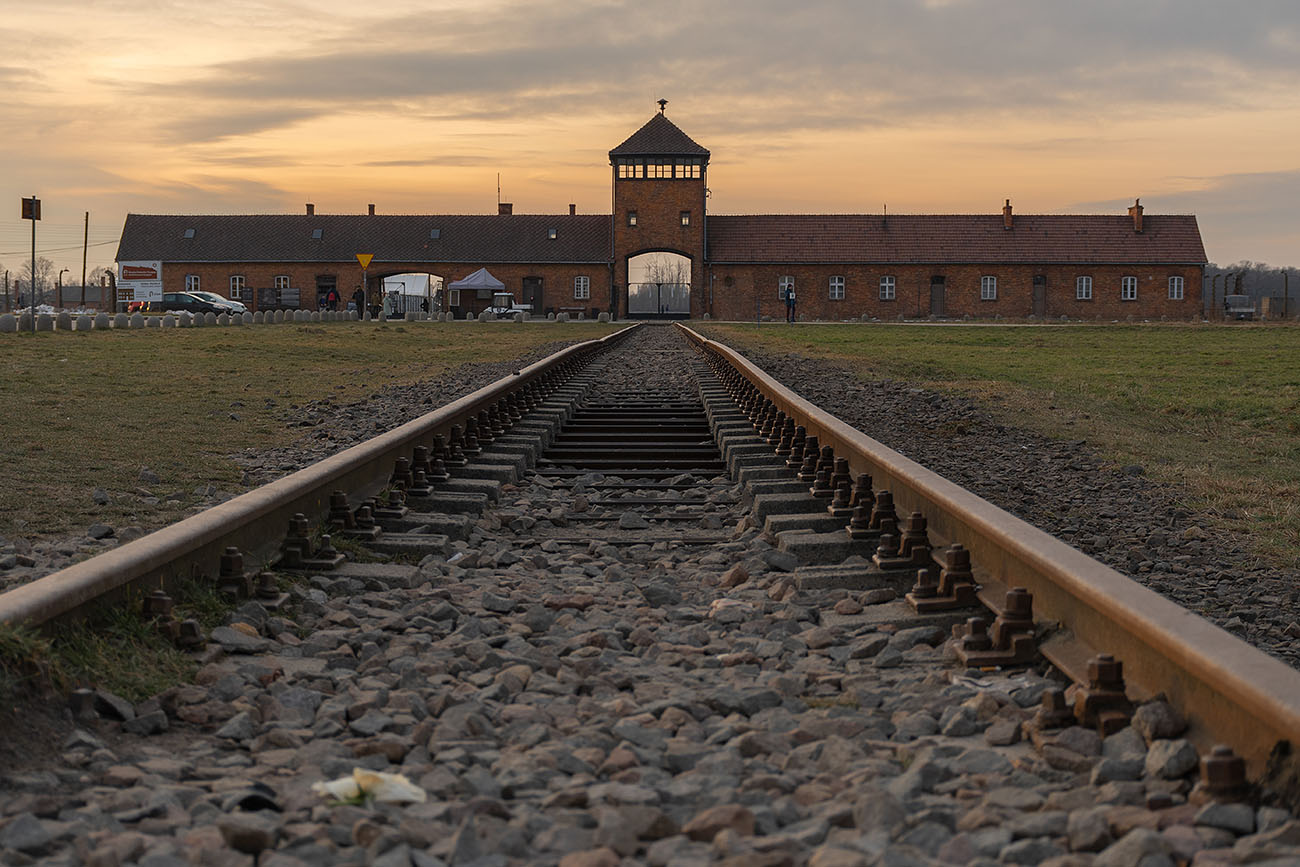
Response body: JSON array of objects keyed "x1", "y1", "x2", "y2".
[{"x1": 609, "y1": 113, "x2": 710, "y2": 159}]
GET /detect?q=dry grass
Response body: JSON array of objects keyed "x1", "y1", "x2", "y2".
[
  {"x1": 0, "y1": 321, "x2": 616, "y2": 545},
  {"x1": 703, "y1": 322, "x2": 1300, "y2": 567}
]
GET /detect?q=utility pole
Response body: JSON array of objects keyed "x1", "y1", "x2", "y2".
[
  {"x1": 81, "y1": 211, "x2": 89, "y2": 306},
  {"x1": 23, "y1": 195, "x2": 39, "y2": 331}
]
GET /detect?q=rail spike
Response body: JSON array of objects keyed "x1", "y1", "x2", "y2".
[{"x1": 952, "y1": 587, "x2": 1038, "y2": 667}]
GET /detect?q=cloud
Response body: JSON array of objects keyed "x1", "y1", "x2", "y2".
[
  {"x1": 1071, "y1": 169, "x2": 1300, "y2": 267},
  {"x1": 162, "y1": 106, "x2": 326, "y2": 143}
]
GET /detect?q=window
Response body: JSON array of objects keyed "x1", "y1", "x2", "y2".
[
  {"x1": 778, "y1": 276, "x2": 794, "y2": 301},
  {"x1": 1076, "y1": 276, "x2": 1093, "y2": 300},
  {"x1": 829, "y1": 275, "x2": 845, "y2": 300},
  {"x1": 680, "y1": 211, "x2": 691, "y2": 227},
  {"x1": 183, "y1": 228, "x2": 195, "y2": 239},
  {"x1": 1121, "y1": 276, "x2": 1138, "y2": 301},
  {"x1": 574, "y1": 276, "x2": 590, "y2": 300},
  {"x1": 879, "y1": 275, "x2": 896, "y2": 301},
  {"x1": 274, "y1": 275, "x2": 290, "y2": 290},
  {"x1": 448, "y1": 289, "x2": 461, "y2": 307},
  {"x1": 981, "y1": 275, "x2": 997, "y2": 301},
  {"x1": 230, "y1": 275, "x2": 245, "y2": 300},
  {"x1": 547, "y1": 228, "x2": 557, "y2": 240},
  {"x1": 1168, "y1": 276, "x2": 1185, "y2": 300},
  {"x1": 311, "y1": 228, "x2": 323, "y2": 240},
  {"x1": 627, "y1": 211, "x2": 637, "y2": 227},
  {"x1": 429, "y1": 228, "x2": 441, "y2": 239},
  {"x1": 185, "y1": 274, "x2": 200, "y2": 292}
]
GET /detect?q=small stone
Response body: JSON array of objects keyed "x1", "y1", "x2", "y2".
[
  {"x1": 1144, "y1": 738, "x2": 1199, "y2": 779},
  {"x1": 92, "y1": 488, "x2": 110, "y2": 505},
  {"x1": 218, "y1": 812, "x2": 281, "y2": 854},
  {"x1": 720, "y1": 564, "x2": 749, "y2": 588},
  {"x1": 985, "y1": 719, "x2": 1022, "y2": 746},
  {"x1": 618, "y1": 512, "x2": 650, "y2": 530},
  {"x1": 1193, "y1": 801, "x2": 1255, "y2": 835},
  {"x1": 1131, "y1": 701, "x2": 1186, "y2": 743},
  {"x1": 833, "y1": 598, "x2": 862, "y2": 615},
  {"x1": 1068, "y1": 807, "x2": 1113, "y2": 852},
  {"x1": 0, "y1": 813, "x2": 52, "y2": 854},
  {"x1": 682, "y1": 804, "x2": 755, "y2": 841},
  {"x1": 121, "y1": 709, "x2": 168, "y2": 736},
  {"x1": 1093, "y1": 827, "x2": 1173, "y2": 867},
  {"x1": 860, "y1": 587, "x2": 896, "y2": 605}
]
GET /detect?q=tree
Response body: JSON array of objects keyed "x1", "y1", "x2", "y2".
[
  {"x1": 19, "y1": 256, "x2": 54, "y2": 304},
  {"x1": 638, "y1": 253, "x2": 690, "y2": 286}
]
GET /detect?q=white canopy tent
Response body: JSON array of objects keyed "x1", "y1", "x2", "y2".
[{"x1": 447, "y1": 267, "x2": 505, "y2": 294}]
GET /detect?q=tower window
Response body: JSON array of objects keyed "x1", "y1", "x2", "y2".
[
  {"x1": 627, "y1": 211, "x2": 637, "y2": 227},
  {"x1": 680, "y1": 211, "x2": 691, "y2": 227}
]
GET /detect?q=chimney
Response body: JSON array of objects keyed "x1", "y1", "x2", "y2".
[
  {"x1": 569, "y1": 203, "x2": 576, "y2": 216},
  {"x1": 1128, "y1": 198, "x2": 1144, "y2": 233},
  {"x1": 368, "y1": 203, "x2": 375, "y2": 216},
  {"x1": 306, "y1": 203, "x2": 315, "y2": 216},
  {"x1": 498, "y1": 202, "x2": 513, "y2": 216},
  {"x1": 1002, "y1": 199, "x2": 1013, "y2": 230}
]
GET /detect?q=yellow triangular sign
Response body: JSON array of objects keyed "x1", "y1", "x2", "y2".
[{"x1": 356, "y1": 253, "x2": 374, "y2": 269}]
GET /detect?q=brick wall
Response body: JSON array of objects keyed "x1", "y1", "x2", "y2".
[
  {"x1": 164, "y1": 261, "x2": 612, "y2": 317},
  {"x1": 612, "y1": 169, "x2": 707, "y2": 316},
  {"x1": 704, "y1": 263, "x2": 1204, "y2": 321}
]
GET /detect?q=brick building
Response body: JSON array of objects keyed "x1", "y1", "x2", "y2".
[{"x1": 116, "y1": 106, "x2": 1207, "y2": 320}]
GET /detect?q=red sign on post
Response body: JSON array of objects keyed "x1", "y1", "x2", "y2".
[{"x1": 21, "y1": 196, "x2": 41, "y2": 221}]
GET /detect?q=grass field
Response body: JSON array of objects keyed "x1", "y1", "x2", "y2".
[
  {"x1": 702, "y1": 323, "x2": 1300, "y2": 567},
  {"x1": 0, "y1": 321, "x2": 617, "y2": 546}
]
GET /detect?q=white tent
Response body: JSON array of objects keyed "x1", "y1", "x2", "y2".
[{"x1": 447, "y1": 267, "x2": 505, "y2": 293}]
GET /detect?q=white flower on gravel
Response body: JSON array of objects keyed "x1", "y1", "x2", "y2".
[{"x1": 312, "y1": 768, "x2": 427, "y2": 804}]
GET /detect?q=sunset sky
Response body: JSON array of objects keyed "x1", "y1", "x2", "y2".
[{"x1": 2, "y1": 0, "x2": 1299, "y2": 282}]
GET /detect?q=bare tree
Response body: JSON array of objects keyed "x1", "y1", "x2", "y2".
[
  {"x1": 638, "y1": 254, "x2": 690, "y2": 286},
  {"x1": 19, "y1": 256, "x2": 55, "y2": 303}
]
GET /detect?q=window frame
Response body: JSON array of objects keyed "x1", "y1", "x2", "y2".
[
  {"x1": 274, "y1": 275, "x2": 290, "y2": 291},
  {"x1": 1076, "y1": 276, "x2": 1093, "y2": 300},
  {"x1": 1121, "y1": 275, "x2": 1138, "y2": 301},
  {"x1": 879, "y1": 275, "x2": 896, "y2": 301},
  {"x1": 1168, "y1": 276, "x2": 1185, "y2": 300},
  {"x1": 185, "y1": 274, "x2": 200, "y2": 292},
  {"x1": 574, "y1": 276, "x2": 590, "y2": 300},
  {"x1": 778, "y1": 276, "x2": 794, "y2": 301},
  {"x1": 980, "y1": 275, "x2": 997, "y2": 301},
  {"x1": 680, "y1": 210, "x2": 691, "y2": 227},
  {"x1": 627, "y1": 210, "x2": 637, "y2": 227},
  {"x1": 829, "y1": 275, "x2": 845, "y2": 300},
  {"x1": 230, "y1": 275, "x2": 245, "y2": 300}
]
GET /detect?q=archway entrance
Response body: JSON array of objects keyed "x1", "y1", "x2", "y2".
[
  {"x1": 379, "y1": 271, "x2": 443, "y2": 317},
  {"x1": 628, "y1": 252, "x2": 691, "y2": 319}
]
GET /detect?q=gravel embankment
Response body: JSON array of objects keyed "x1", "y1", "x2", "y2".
[
  {"x1": 3, "y1": 324, "x2": 1297, "y2": 866},
  {"x1": 711, "y1": 338, "x2": 1300, "y2": 670}
]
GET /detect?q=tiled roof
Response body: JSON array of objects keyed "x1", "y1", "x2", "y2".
[
  {"x1": 116, "y1": 213, "x2": 611, "y2": 264},
  {"x1": 706, "y1": 214, "x2": 1207, "y2": 265},
  {"x1": 609, "y1": 114, "x2": 710, "y2": 159}
]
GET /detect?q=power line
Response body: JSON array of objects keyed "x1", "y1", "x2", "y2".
[{"x1": 0, "y1": 239, "x2": 119, "y2": 257}]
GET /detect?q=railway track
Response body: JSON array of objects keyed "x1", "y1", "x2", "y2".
[{"x1": 2, "y1": 323, "x2": 1300, "y2": 865}]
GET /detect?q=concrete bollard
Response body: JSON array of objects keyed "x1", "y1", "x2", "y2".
[
  {"x1": 178, "y1": 312, "x2": 192, "y2": 327},
  {"x1": 56, "y1": 311, "x2": 73, "y2": 330},
  {"x1": 252, "y1": 311, "x2": 264, "y2": 324},
  {"x1": 272, "y1": 310, "x2": 283, "y2": 323},
  {"x1": 597, "y1": 312, "x2": 610, "y2": 323},
  {"x1": 113, "y1": 313, "x2": 128, "y2": 329},
  {"x1": 193, "y1": 312, "x2": 206, "y2": 327},
  {"x1": 405, "y1": 311, "x2": 418, "y2": 322},
  {"x1": 242, "y1": 311, "x2": 253, "y2": 325},
  {"x1": 76, "y1": 314, "x2": 94, "y2": 331},
  {"x1": 94, "y1": 313, "x2": 110, "y2": 329},
  {"x1": 216, "y1": 313, "x2": 230, "y2": 326},
  {"x1": 18, "y1": 312, "x2": 33, "y2": 331},
  {"x1": 161, "y1": 314, "x2": 176, "y2": 328},
  {"x1": 230, "y1": 312, "x2": 243, "y2": 326},
  {"x1": 310, "y1": 311, "x2": 320, "y2": 322},
  {"x1": 0, "y1": 314, "x2": 15, "y2": 333},
  {"x1": 478, "y1": 311, "x2": 491, "y2": 322},
  {"x1": 204, "y1": 312, "x2": 217, "y2": 326},
  {"x1": 513, "y1": 312, "x2": 524, "y2": 323},
  {"x1": 144, "y1": 315, "x2": 160, "y2": 328},
  {"x1": 547, "y1": 312, "x2": 555, "y2": 321},
  {"x1": 130, "y1": 313, "x2": 146, "y2": 328}
]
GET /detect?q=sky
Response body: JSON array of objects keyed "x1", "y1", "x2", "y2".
[{"x1": 2, "y1": 0, "x2": 1299, "y2": 284}]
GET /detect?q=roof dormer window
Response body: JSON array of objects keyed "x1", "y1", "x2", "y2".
[
  {"x1": 183, "y1": 228, "x2": 195, "y2": 239},
  {"x1": 547, "y1": 228, "x2": 557, "y2": 240},
  {"x1": 429, "y1": 228, "x2": 441, "y2": 239},
  {"x1": 311, "y1": 228, "x2": 323, "y2": 240}
]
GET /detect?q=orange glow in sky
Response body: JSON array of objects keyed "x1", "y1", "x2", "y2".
[{"x1": 3, "y1": 0, "x2": 1299, "y2": 277}]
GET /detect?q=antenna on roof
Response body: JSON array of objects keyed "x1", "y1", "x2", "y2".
[{"x1": 657, "y1": 98, "x2": 668, "y2": 114}]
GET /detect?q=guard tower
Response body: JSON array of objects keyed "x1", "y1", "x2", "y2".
[{"x1": 609, "y1": 101, "x2": 709, "y2": 318}]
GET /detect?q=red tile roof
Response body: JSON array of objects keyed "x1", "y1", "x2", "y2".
[
  {"x1": 706, "y1": 214, "x2": 1207, "y2": 265},
  {"x1": 609, "y1": 114, "x2": 710, "y2": 159},
  {"x1": 117, "y1": 213, "x2": 611, "y2": 264}
]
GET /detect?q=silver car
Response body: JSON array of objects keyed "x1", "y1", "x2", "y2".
[{"x1": 188, "y1": 290, "x2": 248, "y2": 315}]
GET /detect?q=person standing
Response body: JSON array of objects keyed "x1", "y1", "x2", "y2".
[
  {"x1": 352, "y1": 285, "x2": 365, "y2": 316},
  {"x1": 786, "y1": 287, "x2": 797, "y2": 323}
]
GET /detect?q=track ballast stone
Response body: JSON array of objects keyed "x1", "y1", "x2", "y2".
[{"x1": 2, "y1": 325, "x2": 1298, "y2": 866}]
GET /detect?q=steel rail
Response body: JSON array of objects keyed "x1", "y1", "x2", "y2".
[
  {"x1": 678, "y1": 323, "x2": 1300, "y2": 775},
  {"x1": 0, "y1": 324, "x2": 639, "y2": 629}
]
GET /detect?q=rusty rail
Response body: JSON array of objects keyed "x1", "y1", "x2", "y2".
[
  {"x1": 678, "y1": 323, "x2": 1300, "y2": 775},
  {"x1": 0, "y1": 324, "x2": 638, "y2": 629}
]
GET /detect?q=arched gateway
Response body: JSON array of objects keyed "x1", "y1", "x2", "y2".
[{"x1": 610, "y1": 102, "x2": 709, "y2": 319}]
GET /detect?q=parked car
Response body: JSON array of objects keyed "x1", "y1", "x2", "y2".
[
  {"x1": 153, "y1": 292, "x2": 227, "y2": 315},
  {"x1": 187, "y1": 290, "x2": 248, "y2": 314}
]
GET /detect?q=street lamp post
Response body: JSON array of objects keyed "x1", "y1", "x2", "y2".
[{"x1": 57, "y1": 268, "x2": 69, "y2": 310}]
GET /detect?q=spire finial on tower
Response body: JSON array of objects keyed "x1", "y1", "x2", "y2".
[{"x1": 657, "y1": 98, "x2": 668, "y2": 114}]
